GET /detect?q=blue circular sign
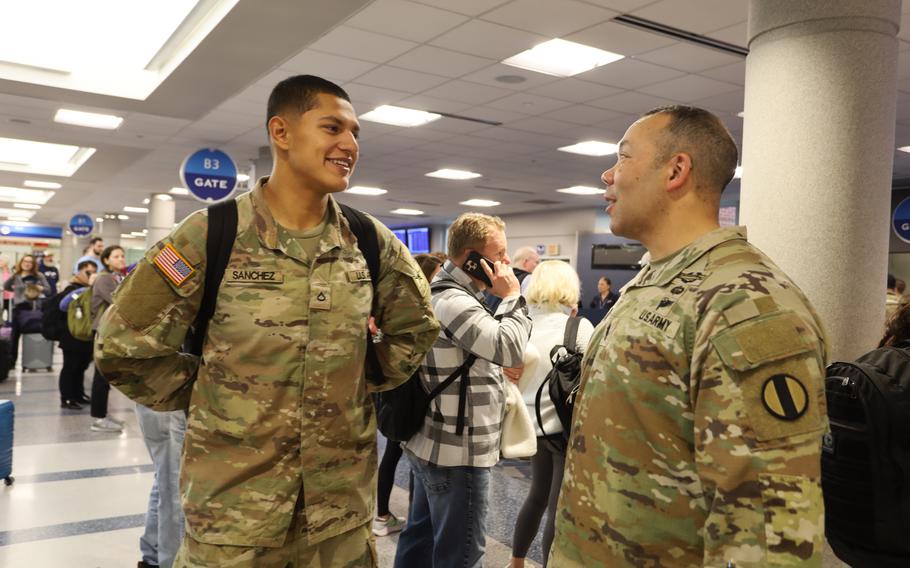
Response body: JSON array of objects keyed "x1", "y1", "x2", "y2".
[
  {"x1": 69, "y1": 214, "x2": 94, "y2": 236},
  {"x1": 894, "y1": 197, "x2": 910, "y2": 244},
  {"x1": 179, "y1": 148, "x2": 238, "y2": 203}
]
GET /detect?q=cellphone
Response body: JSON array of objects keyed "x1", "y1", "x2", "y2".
[{"x1": 462, "y1": 250, "x2": 493, "y2": 287}]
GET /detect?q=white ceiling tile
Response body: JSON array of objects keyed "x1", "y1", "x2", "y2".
[
  {"x1": 637, "y1": 74, "x2": 740, "y2": 102},
  {"x1": 345, "y1": 0, "x2": 469, "y2": 42},
  {"x1": 635, "y1": 42, "x2": 743, "y2": 73},
  {"x1": 900, "y1": 11, "x2": 910, "y2": 42},
  {"x1": 578, "y1": 0, "x2": 661, "y2": 12},
  {"x1": 460, "y1": 63, "x2": 560, "y2": 91},
  {"x1": 593, "y1": 112, "x2": 641, "y2": 135},
  {"x1": 706, "y1": 21, "x2": 748, "y2": 47},
  {"x1": 389, "y1": 46, "x2": 495, "y2": 78},
  {"x1": 527, "y1": 78, "x2": 624, "y2": 103},
  {"x1": 588, "y1": 91, "x2": 679, "y2": 114},
  {"x1": 631, "y1": 0, "x2": 747, "y2": 34},
  {"x1": 505, "y1": 116, "x2": 573, "y2": 134},
  {"x1": 898, "y1": 76, "x2": 910, "y2": 93},
  {"x1": 310, "y1": 26, "x2": 418, "y2": 64},
  {"x1": 430, "y1": 20, "x2": 546, "y2": 60},
  {"x1": 444, "y1": 134, "x2": 509, "y2": 149},
  {"x1": 423, "y1": 79, "x2": 514, "y2": 104},
  {"x1": 698, "y1": 61, "x2": 745, "y2": 86},
  {"x1": 567, "y1": 20, "x2": 676, "y2": 56},
  {"x1": 542, "y1": 104, "x2": 625, "y2": 125},
  {"x1": 480, "y1": 0, "x2": 617, "y2": 37},
  {"x1": 398, "y1": 94, "x2": 474, "y2": 114},
  {"x1": 485, "y1": 92, "x2": 572, "y2": 114},
  {"x1": 581, "y1": 58, "x2": 685, "y2": 89},
  {"x1": 355, "y1": 66, "x2": 450, "y2": 93},
  {"x1": 424, "y1": 117, "x2": 490, "y2": 134},
  {"x1": 279, "y1": 50, "x2": 377, "y2": 82},
  {"x1": 345, "y1": 83, "x2": 413, "y2": 107},
  {"x1": 460, "y1": 106, "x2": 531, "y2": 123},
  {"x1": 410, "y1": 0, "x2": 510, "y2": 17},
  {"x1": 691, "y1": 89, "x2": 744, "y2": 114}
]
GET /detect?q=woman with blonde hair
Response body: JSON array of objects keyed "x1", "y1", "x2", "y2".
[{"x1": 510, "y1": 260, "x2": 594, "y2": 568}]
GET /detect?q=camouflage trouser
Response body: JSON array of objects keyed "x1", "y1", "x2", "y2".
[{"x1": 172, "y1": 520, "x2": 377, "y2": 568}]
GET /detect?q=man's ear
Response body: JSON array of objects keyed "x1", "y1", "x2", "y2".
[
  {"x1": 268, "y1": 116, "x2": 290, "y2": 151},
  {"x1": 666, "y1": 152, "x2": 693, "y2": 193}
]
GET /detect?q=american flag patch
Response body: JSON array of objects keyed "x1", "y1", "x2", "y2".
[{"x1": 153, "y1": 243, "x2": 195, "y2": 286}]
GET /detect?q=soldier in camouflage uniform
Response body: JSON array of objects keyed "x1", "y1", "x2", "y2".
[
  {"x1": 550, "y1": 106, "x2": 828, "y2": 567},
  {"x1": 95, "y1": 75, "x2": 440, "y2": 568}
]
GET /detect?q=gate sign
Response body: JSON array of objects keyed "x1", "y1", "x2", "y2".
[
  {"x1": 894, "y1": 197, "x2": 910, "y2": 244},
  {"x1": 179, "y1": 148, "x2": 238, "y2": 203},
  {"x1": 69, "y1": 214, "x2": 94, "y2": 236}
]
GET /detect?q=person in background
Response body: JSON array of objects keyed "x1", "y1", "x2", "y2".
[
  {"x1": 588, "y1": 276, "x2": 618, "y2": 311},
  {"x1": 55, "y1": 259, "x2": 97, "y2": 409},
  {"x1": 509, "y1": 260, "x2": 594, "y2": 568},
  {"x1": 38, "y1": 252, "x2": 60, "y2": 296},
  {"x1": 896, "y1": 278, "x2": 906, "y2": 297},
  {"x1": 84, "y1": 236, "x2": 104, "y2": 262},
  {"x1": 89, "y1": 246, "x2": 126, "y2": 432},
  {"x1": 887, "y1": 273, "x2": 902, "y2": 321},
  {"x1": 373, "y1": 252, "x2": 446, "y2": 538},
  {"x1": 486, "y1": 246, "x2": 539, "y2": 312},
  {"x1": 4, "y1": 254, "x2": 50, "y2": 369},
  {"x1": 0, "y1": 254, "x2": 13, "y2": 321}
]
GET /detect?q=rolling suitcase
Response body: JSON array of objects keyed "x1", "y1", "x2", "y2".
[
  {"x1": 0, "y1": 399, "x2": 13, "y2": 485},
  {"x1": 21, "y1": 333, "x2": 53, "y2": 372}
]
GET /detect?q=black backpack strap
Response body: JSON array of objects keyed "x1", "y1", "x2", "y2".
[
  {"x1": 189, "y1": 199, "x2": 238, "y2": 356},
  {"x1": 563, "y1": 316, "x2": 581, "y2": 351},
  {"x1": 426, "y1": 354, "x2": 478, "y2": 436},
  {"x1": 535, "y1": 377, "x2": 549, "y2": 437},
  {"x1": 337, "y1": 203, "x2": 384, "y2": 387}
]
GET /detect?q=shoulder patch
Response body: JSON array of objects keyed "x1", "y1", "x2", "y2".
[
  {"x1": 761, "y1": 374, "x2": 809, "y2": 421},
  {"x1": 153, "y1": 243, "x2": 195, "y2": 287}
]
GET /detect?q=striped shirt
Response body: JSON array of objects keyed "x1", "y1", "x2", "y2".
[{"x1": 404, "y1": 261, "x2": 532, "y2": 467}]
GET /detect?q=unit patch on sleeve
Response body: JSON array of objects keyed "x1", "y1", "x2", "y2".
[
  {"x1": 153, "y1": 243, "x2": 195, "y2": 287},
  {"x1": 761, "y1": 374, "x2": 809, "y2": 421}
]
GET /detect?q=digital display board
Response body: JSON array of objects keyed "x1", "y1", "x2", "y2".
[
  {"x1": 406, "y1": 227, "x2": 430, "y2": 253},
  {"x1": 392, "y1": 229, "x2": 407, "y2": 245}
]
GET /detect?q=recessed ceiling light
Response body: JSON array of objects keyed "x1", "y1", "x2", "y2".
[
  {"x1": 502, "y1": 39, "x2": 623, "y2": 77},
  {"x1": 154, "y1": 194, "x2": 173, "y2": 201},
  {"x1": 360, "y1": 105, "x2": 441, "y2": 127},
  {"x1": 558, "y1": 141, "x2": 618, "y2": 157},
  {"x1": 95, "y1": 217, "x2": 103, "y2": 223},
  {"x1": 169, "y1": 187, "x2": 189, "y2": 195},
  {"x1": 0, "y1": 136, "x2": 95, "y2": 177},
  {"x1": 391, "y1": 208, "x2": 424, "y2": 215},
  {"x1": 117, "y1": 214, "x2": 130, "y2": 220},
  {"x1": 54, "y1": 109, "x2": 123, "y2": 130},
  {"x1": 460, "y1": 199, "x2": 500, "y2": 207},
  {"x1": 0, "y1": 207, "x2": 34, "y2": 219},
  {"x1": 736, "y1": 111, "x2": 745, "y2": 118},
  {"x1": 734, "y1": 166, "x2": 743, "y2": 179},
  {"x1": 346, "y1": 186, "x2": 388, "y2": 196},
  {"x1": 899, "y1": 146, "x2": 910, "y2": 154},
  {"x1": 23, "y1": 180, "x2": 62, "y2": 189},
  {"x1": 142, "y1": 198, "x2": 150, "y2": 204},
  {"x1": 5, "y1": 216, "x2": 31, "y2": 223},
  {"x1": 124, "y1": 206, "x2": 149, "y2": 213},
  {"x1": 237, "y1": 173, "x2": 250, "y2": 183},
  {"x1": 426, "y1": 169, "x2": 482, "y2": 180},
  {"x1": 13, "y1": 203, "x2": 41, "y2": 210},
  {"x1": 0, "y1": 186, "x2": 55, "y2": 204},
  {"x1": 556, "y1": 186, "x2": 605, "y2": 195}
]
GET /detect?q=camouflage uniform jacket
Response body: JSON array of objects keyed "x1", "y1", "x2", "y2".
[
  {"x1": 550, "y1": 227, "x2": 829, "y2": 568},
  {"x1": 95, "y1": 180, "x2": 439, "y2": 548}
]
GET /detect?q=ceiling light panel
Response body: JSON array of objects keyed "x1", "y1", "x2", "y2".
[
  {"x1": 460, "y1": 199, "x2": 500, "y2": 207},
  {"x1": 23, "y1": 180, "x2": 62, "y2": 189},
  {"x1": 360, "y1": 105, "x2": 442, "y2": 127},
  {"x1": 502, "y1": 39, "x2": 624, "y2": 78},
  {"x1": 391, "y1": 208, "x2": 424, "y2": 215},
  {"x1": 346, "y1": 186, "x2": 388, "y2": 196},
  {"x1": 13, "y1": 203, "x2": 41, "y2": 210},
  {"x1": 0, "y1": 207, "x2": 35, "y2": 219},
  {"x1": 0, "y1": 186, "x2": 55, "y2": 204},
  {"x1": 0, "y1": 136, "x2": 95, "y2": 177},
  {"x1": 426, "y1": 169, "x2": 482, "y2": 180},
  {"x1": 0, "y1": 0, "x2": 239, "y2": 100},
  {"x1": 558, "y1": 141, "x2": 618, "y2": 157},
  {"x1": 124, "y1": 206, "x2": 150, "y2": 213},
  {"x1": 169, "y1": 187, "x2": 190, "y2": 195},
  {"x1": 54, "y1": 109, "x2": 124, "y2": 130},
  {"x1": 556, "y1": 186, "x2": 605, "y2": 195}
]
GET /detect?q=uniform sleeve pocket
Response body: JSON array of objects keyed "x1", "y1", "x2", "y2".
[{"x1": 759, "y1": 473, "x2": 823, "y2": 565}]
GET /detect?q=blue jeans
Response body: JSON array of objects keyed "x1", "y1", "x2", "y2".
[
  {"x1": 394, "y1": 452, "x2": 490, "y2": 568},
  {"x1": 136, "y1": 404, "x2": 187, "y2": 568}
]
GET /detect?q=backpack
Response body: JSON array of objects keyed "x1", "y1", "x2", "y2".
[
  {"x1": 822, "y1": 346, "x2": 910, "y2": 568},
  {"x1": 373, "y1": 280, "x2": 483, "y2": 443},
  {"x1": 535, "y1": 316, "x2": 583, "y2": 441},
  {"x1": 41, "y1": 291, "x2": 67, "y2": 341},
  {"x1": 187, "y1": 199, "x2": 384, "y2": 383},
  {"x1": 66, "y1": 288, "x2": 93, "y2": 341}
]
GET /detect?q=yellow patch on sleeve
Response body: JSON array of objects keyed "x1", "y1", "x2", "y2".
[{"x1": 153, "y1": 243, "x2": 196, "y2": 287}]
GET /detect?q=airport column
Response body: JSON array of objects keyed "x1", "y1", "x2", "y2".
[
  {"x1": 58, "y1": 231, "x2": 79, "y2": 283},
  {"x1": 740, "y1": 0, "x2": 900, "y2": 360},
  {"x1": 101, "y1": 214, "x2": 121, "y2": 247},
  {"x1": 146, "y1": 194, "x2": 175, "y2": 247}
]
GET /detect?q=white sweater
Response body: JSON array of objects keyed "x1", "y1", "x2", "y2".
[{"x1": 521, "y1": 304, "x2": 595, "y2": 438}]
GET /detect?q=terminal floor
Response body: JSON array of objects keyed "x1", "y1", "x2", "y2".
[{"x1": 0, "y1": 352, "x2": 846, "y2": 567}]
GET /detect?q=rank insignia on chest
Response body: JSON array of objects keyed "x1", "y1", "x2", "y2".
[{"x1": 153, "y1": 243, "x2": 195, "y2": 287}]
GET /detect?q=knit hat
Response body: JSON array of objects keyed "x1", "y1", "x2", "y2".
[{"x1": 73, "y1": 255, "x2": 101, "y2": 274}]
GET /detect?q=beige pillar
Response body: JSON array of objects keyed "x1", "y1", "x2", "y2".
[{"x1": 147, "y1": 193, "x2": 176, "y2": 248}]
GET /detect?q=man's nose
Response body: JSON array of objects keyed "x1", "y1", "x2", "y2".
[{"x1": 601, "y1": 166, "x2": 615, "y2": 187}]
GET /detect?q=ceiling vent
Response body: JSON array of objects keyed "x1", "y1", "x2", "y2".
[{"x1": 613, "y1": 15, "x2": 748, "y2": 57}]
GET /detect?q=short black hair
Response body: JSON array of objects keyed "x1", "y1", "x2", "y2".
[
  {"x1": 90, "y1": 236, "x2": 103, "y2": 245},
  {"x1": 76, "y1": 260, "x2": 96, "y2": 272},
  {"x1": 888, "y1": 273, "x2": 897, "y2": 289},
  {"x1": 643, "y1": 105, "x2": 739, "y2": 195},
  {"x1": 266, "y1": 75, "x2": 351, "y2": 132},
  {"x1": 599, "y1": 276, "x2": 612, "y2": 286}
]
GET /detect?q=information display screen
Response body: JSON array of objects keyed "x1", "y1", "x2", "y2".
[
  {"x1": 591, "y1": 243, "x2": 647, "y2": 270},
  {"x1": 392, "y1": 229, "x2": 407, "y2": 245},
  {"x1": 406, "y1": 227, "x2": 430, "y2": 253}
]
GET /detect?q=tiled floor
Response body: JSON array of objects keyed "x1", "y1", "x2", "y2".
[{"x1": 0, "y1": 351, "x2": 848, "y2": 567}]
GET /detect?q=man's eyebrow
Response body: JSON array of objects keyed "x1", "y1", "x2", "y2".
[
  {"x1": 320, "y1": 115, "x2": 360, "y2": 136},
  {"x1": 618, "y1": 140, "x2": 630, "y2": 153}
]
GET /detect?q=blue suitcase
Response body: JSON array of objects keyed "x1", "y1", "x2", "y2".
[{"x1": 0, "y1": 399, "x2": 12, "y2": 485}]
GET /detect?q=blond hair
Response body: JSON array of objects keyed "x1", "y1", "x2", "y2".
[
  {"x1": 525, "y1": 260, "x2": 580, "y2": 310},
  {"x1": 447, "y1": 212, "x2": 505, "y2": 259}
]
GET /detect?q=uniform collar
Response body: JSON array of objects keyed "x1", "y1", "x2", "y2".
[
  {"x1": 249, "y1": 176, "x2": 352, "y2": 263},
  {"x1": 634, "y1": 226, "x2": 748, "y2": 288},
  {"x1": 437, "y1": 260, "x2": 486, "y2": 302}
]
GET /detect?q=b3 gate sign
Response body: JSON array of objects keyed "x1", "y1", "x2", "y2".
[
  {"x1": 179, "y1": 148, "x2": 238, "y2": 203},
  {"x1": 69, "y1": 214, "x2": 94, "y2": 236}
]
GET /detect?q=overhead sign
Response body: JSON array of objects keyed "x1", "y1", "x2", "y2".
[
  {"x1": 179, "y1": 148, "x2": 238, "y2": 203},
  {"x1": 69, "y1": 214, "x2": 94, "y2": 236},
  {"x1": 893, "y1": 197, "x2": 910, "y2": 244},
  {"x1": 0, "y1": 224, "x2": 63, "y2": 239}
]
